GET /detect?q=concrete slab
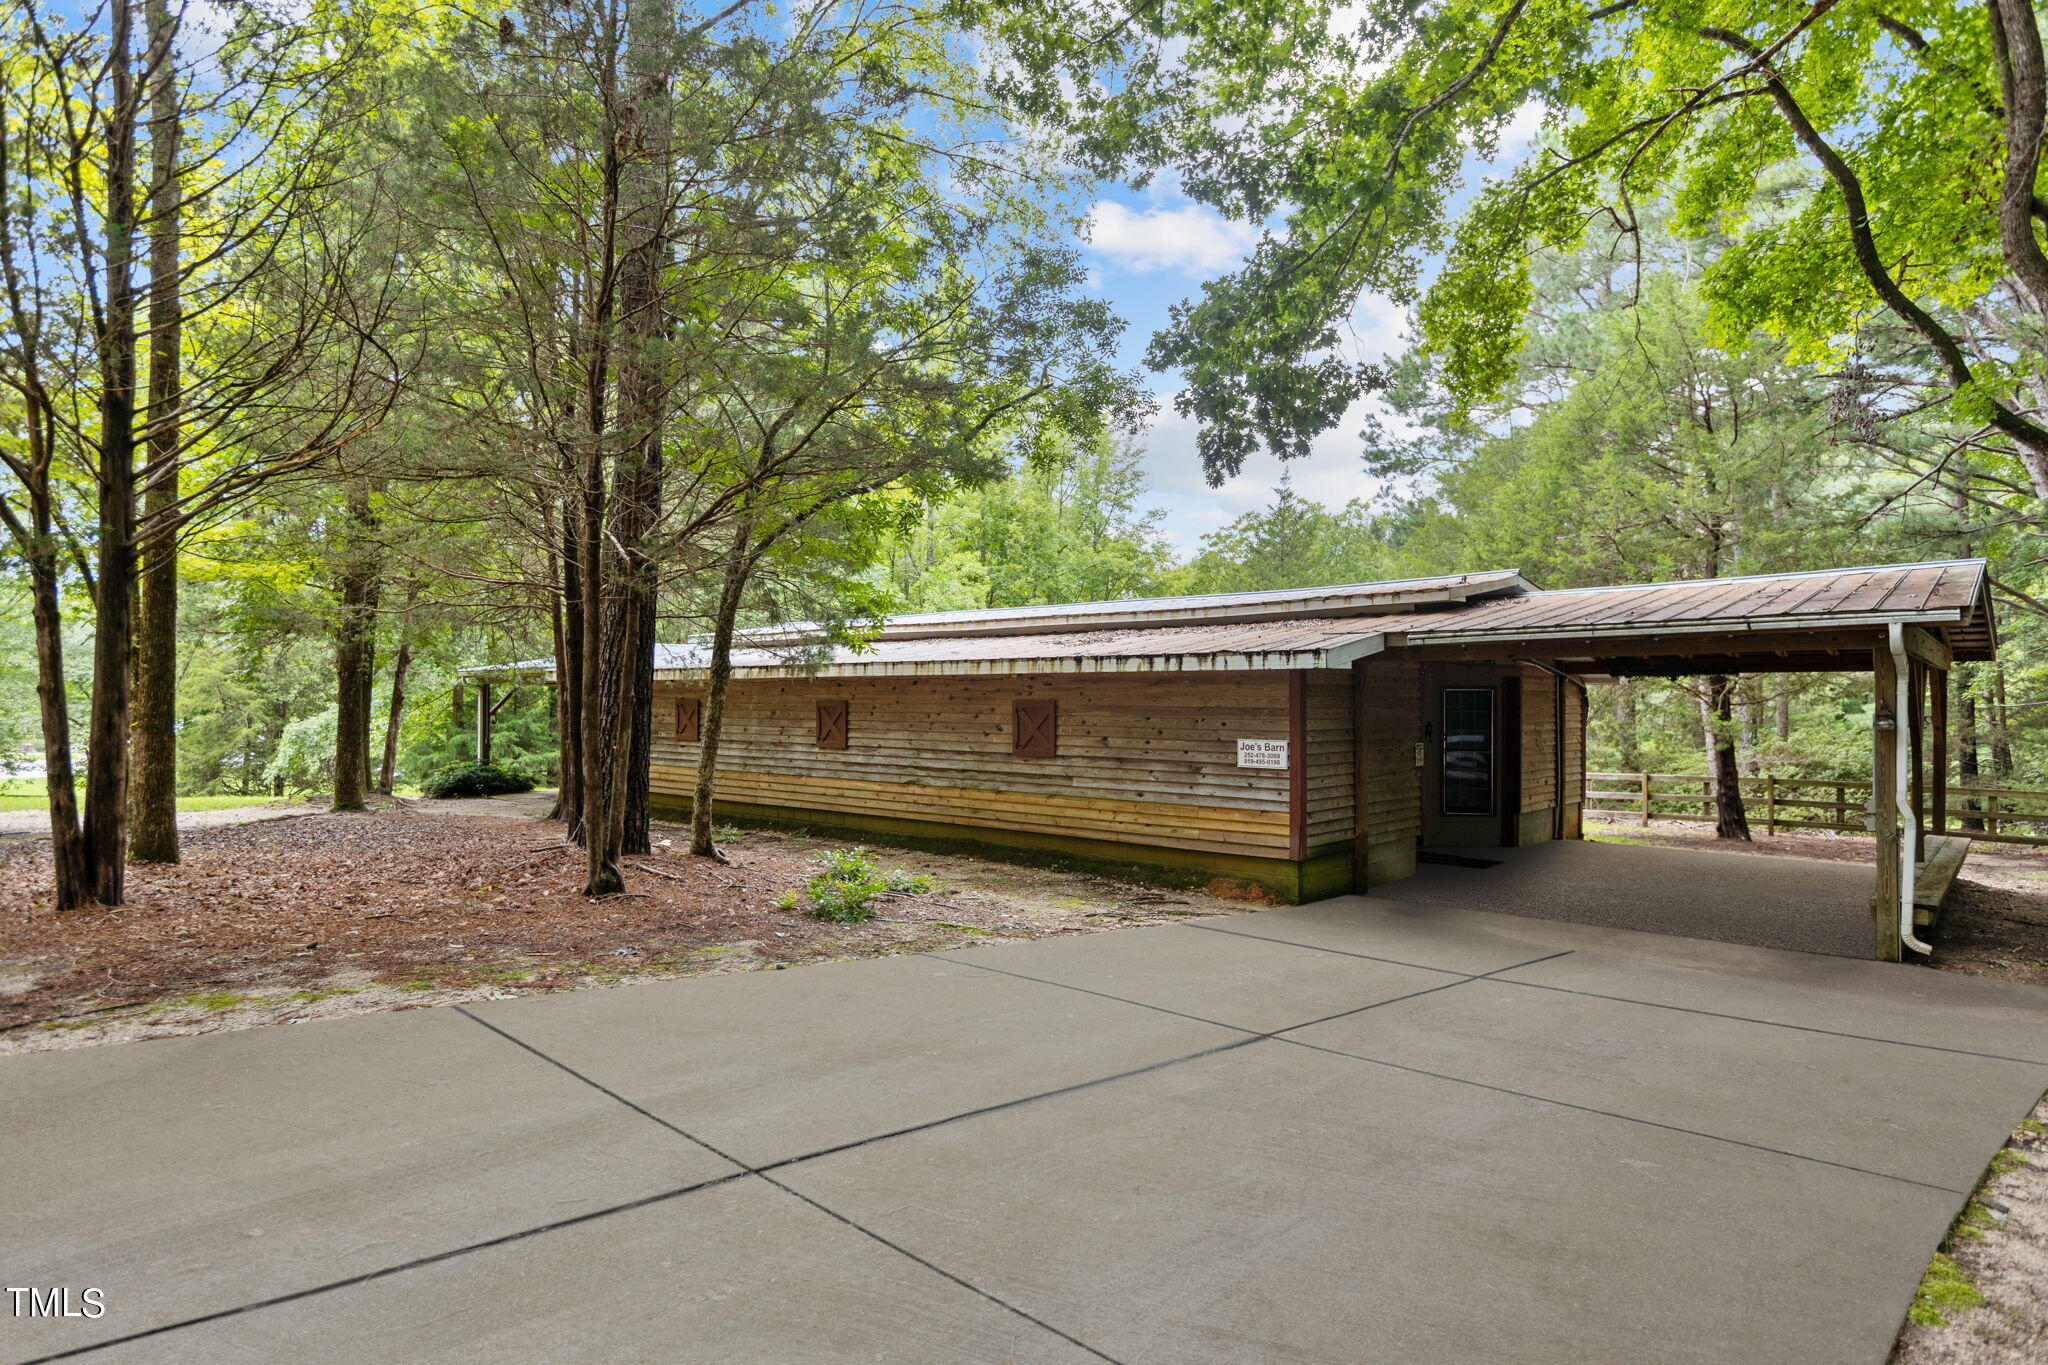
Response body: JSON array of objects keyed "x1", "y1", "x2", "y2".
[
  {"x1": 1, "y1": 1007, "x2": 737, "y2": 1362},
  {"x1": 1194, "y1": 894, "x2": 1605, "y2": 976},
  {"x1": 80, "y1": 1179, "x2": 1098, "y2": 1365},
  {"x1": 463, "y1": 952, "x2": 1241, "y2": 1167},
  {"x1": 778, "y1": 1038, "x2": 1959, "y2": 1365},
  {"x1": 12, "y1": 874, "x2": 2048, "y2": 1364},
  {"x1": 1241, "y1": 894, "x2": 2048, "y2": 1062},
  {"x1": 929, "y1": 921, "x2": 1465, "y2": 1032},
  {"x1": 1385, "y1": 840, "x2": 1878, "y2": 956},
  {"x1": 1283, "y1": 977, "x2": 2046, "y2": 1191},
  {"x1": 1492, "y1": 935, "x2": 2048, "y2": 1063}
]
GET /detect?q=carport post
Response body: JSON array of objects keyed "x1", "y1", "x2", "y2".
[
  {"x1": 1932, "y1": 667, "x2": 1949, "y2": 837},
  {"x1": 1871, "y1": 646, "x2": 1903, "y2": 962}
]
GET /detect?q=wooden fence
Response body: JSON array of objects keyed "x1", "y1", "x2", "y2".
[{"x1": 1586, "y1": 772, "x2": 2048, "y2": 846}]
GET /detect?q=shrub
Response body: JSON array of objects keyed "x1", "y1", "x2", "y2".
[
  {"x1": 789, "y1": 846, "x2": 934, "y2": 923},
  {"x1": 421, "y1": 761, "x2": 537, "y2": 799}
]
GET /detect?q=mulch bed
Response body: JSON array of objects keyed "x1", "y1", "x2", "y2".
[{"x1": 0, "y1": 809, "x2": 1208, "y2": 1036}]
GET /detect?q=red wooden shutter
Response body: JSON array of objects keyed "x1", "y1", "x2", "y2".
[
  {"x1": 675, "y1": 698, "x2": 701, "y2": 742},
  {"x1": 1012, "y1": 699, "x2": 1056, "y2": 757},
  {"x1": 816, "y1": 700, "x2": 849, "y2": 750}
]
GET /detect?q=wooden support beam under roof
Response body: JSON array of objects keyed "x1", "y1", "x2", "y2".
[{"x1": 1392, "y1": 626, "x2": 1891, "y2": 672}]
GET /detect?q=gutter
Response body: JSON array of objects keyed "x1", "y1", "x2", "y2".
[{"x1": 1887, "y1": 624, "x2": 1933, "y2": 955}]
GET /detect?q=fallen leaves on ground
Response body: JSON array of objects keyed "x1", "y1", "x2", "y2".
[{"x1": 0, "y1": 809, "x2": 1232, "y2": 1039}]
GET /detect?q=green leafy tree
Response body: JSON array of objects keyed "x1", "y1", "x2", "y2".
[{"x1": 974, "y1": 0, "x2": 2048, "y2": 500}]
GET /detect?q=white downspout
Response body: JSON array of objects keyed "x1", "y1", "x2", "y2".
[{"x1": 1888, "y1": 624, "x2": 1933, "y2": 955}]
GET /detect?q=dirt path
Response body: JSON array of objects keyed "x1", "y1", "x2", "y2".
[{"x1": 0, "y1": 799, "x2": 327, "y2": 841}]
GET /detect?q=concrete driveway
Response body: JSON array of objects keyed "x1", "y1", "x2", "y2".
[{"x1": 7, "y1": 894, "x2": 2048, "y2": 1364}]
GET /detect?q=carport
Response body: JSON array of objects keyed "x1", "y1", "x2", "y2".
[{"x1": 1377, "y1": 559, "x2": 1998, "y2": 960}]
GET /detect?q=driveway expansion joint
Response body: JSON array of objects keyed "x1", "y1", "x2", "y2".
[
  {"x1": 1485, "y1": 977, "x2": 2048, "y2": 1067},
  {"x1": 10, "y1": 1169, "x2": 754, "y2": 1365},
  {"x1": 1191, "y1": 916, "x2": 2048, "y2": 1067},
  {"x1": 923, "y1": 945, "x2": 1975, "y2": 1193}
]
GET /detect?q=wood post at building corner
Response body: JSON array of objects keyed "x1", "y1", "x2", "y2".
[
  {"x1": 1351, "y1": 660, "x2": 1371, "y2": 890},
  {"x1": 1931, "y1": 665, "x2": 1949, "y2": 838},
  {"x1": 1287, "y1": 669, "x2": 1307, "y2": 862},
  {"x1": 1871, "y1": 646, "x2": 1903, "y2": 962}
]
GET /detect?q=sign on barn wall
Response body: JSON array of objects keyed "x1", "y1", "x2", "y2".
[{"x1": 1237, "y1": 739, "x2": 1289, "y2": 769}]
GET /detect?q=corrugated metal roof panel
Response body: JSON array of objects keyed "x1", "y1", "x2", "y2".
[
  {"x1": 654, "y1": 618, "x2": 1398, "y2": 678},
  {"x1": 1391, "y1": 560, "x2": 1989, "y2": 642},
  {"x1": 460, "y1": 559, "x2": 1994, "y2": 679},
  {"x1": 735, "y1": 569, "x2": 1533, "y2": 643}
]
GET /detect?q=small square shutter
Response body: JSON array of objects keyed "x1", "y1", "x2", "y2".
[
  {"x1": 1012, "y1": 699, "x2": 1056, "y2": 757},
  {"x1": 817, "y1": 700, "x2": 849, "y2": 750},
  {"x1": 675, "y1": 698, "x2": 701, "y2": 742}
]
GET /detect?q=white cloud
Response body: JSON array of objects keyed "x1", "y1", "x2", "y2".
[{"x1": 1086, "y1": 201, "x2": 1261, "y2": 277}]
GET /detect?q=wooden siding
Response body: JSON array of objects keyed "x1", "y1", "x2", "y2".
[
  {"x1": 1357, "y1": 658, "x2": 1424, "y2": 845},
  {"x1": 650, "y1": 673, "x2": 1295, "y2": 857},
  {"x1": 1303, "y1": 669, "x2": 1355, "y2": 853}
]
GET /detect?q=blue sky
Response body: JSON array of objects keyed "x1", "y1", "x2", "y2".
[{"x1": 1071, "y1": 109, "x2": 1545, "y2": 553}]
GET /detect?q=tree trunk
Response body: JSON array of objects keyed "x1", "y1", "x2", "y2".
[
  {"x1": 622, "y1": 578, "x2": 656, "y2": 855},
  {"x1": 1736, "y1": 682, "x2": 1760, "y2": 776},
  {"x1": 586, "y1": 0, "x2": 669, "y2": 886},
  {"x1": 1958, "y1": 679, "x2": 1984, "y2": 832},
  {"x1": 129, "y1": 0, "x2": 182, "y2": 864},
  {"x1": 690, "y1": 533, "x2": 752, "y2": 859},
  {"x1": 376, "y1": 623, "x2": 411, "y2": 795},
  {"x1": 551, "y1": 502, "x2": 584, "y2": 832},
  {"x1": 83, "y1": 0, "x2": 142, "y2": 906},
  {"x1": 575, "y1": 426, "x2": 613, "y2": 884},
  {"x1": 25, "y1": 487, "x2": 89, "y2": 911},
  {"x1": 331, "y1": 485, "x2": 379, "y2": 811},
  {"x1": 1612, "y1": 682, "x2": 1640, "y2": 773},
  {"x1": 1991, "y1": 665, "x2": 2015, "y2": 778},
  {"x1": 1704, "y1": 674, "x2": 1751, "y2": 840}
]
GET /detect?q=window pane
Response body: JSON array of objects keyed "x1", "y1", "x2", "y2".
[{"x1": 1441, "y1": 688, "x2": 1495, "y2": 816}]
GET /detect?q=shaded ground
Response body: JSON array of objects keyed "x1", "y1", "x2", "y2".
[
  {"x1": 1393, "y1": 838, "x2": 1876, "y2": 957},
  {"x1": 1578, "y1": 819, "x2": 2048, "y2": 1365},
  {"x1": 1585, "y1": 818, "x2": 2048, "y2": 989},
  {"x1": 0, "y1": 804, "x2": 1255, "y2": 1053}
]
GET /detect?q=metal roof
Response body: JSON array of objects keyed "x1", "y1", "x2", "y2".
[
  {"x1": 651, "y1": 620, "x2": 1393, "y2": 679},
  {"x1": 461, "y1": 559, "x2": 1994, "y2": 681},
  {"x1": 735, "y1": 570, "x2": 1532, "y2": 643},
  {"x1": 1390, "y1": 560, "x2": 1993, "y2": 656}
]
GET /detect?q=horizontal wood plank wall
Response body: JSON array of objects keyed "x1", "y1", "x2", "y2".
[
  {"x1": 650, "y1": 673, "x2": 1294, "y2": 857},
  {"x1": 1359, "y1": 659, "x2": 1423, "y2": 845},
  {"x1": 1303, "y1": 669, "x2": 1355, "y2": 853}
]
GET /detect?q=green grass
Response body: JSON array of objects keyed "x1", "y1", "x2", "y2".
[{"x1": 1907, "y1": 1253, "x2": 1986, "y2": 1328}]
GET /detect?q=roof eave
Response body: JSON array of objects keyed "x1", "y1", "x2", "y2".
[
  {"x1": 1387, "y1": 607, "x2": 1975, "y2": 650},
  {"x1": 647, "y1": 634, "x2": 1387, "y2": 682}
]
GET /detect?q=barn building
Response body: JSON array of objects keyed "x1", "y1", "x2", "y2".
[{"x1": 468, "y1": 559, "x2": 1996, "y2": 961}]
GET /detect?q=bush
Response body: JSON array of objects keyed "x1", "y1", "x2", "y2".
[
  {"x1": 786, "y1": 846, "x2": 935, "y2": 923},
  {"x1": 420, "y1": 761, "x2": 537, "y2": 799}
]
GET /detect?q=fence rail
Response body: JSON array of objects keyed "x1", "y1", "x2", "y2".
[{"x1": 1586, "y1": 772, "x2": 2048, "y2": 847}]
